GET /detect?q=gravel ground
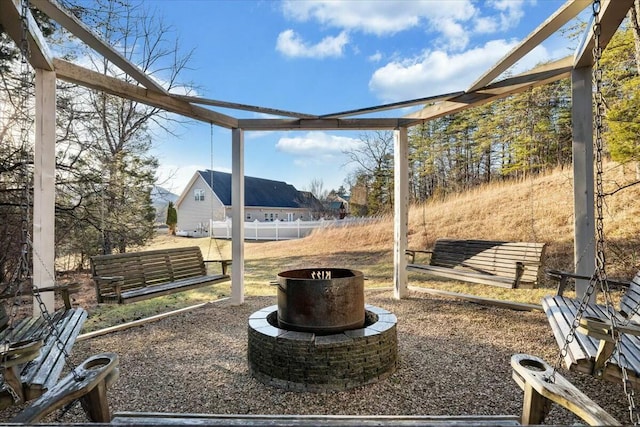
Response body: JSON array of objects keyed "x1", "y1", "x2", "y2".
[{"x1": 1, "y1": 289, "x2": 633, "y2": 424}]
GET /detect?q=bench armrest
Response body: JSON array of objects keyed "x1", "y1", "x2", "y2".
[
  {"x1": 511, "y1": 353, "x2": 620, "y2": 425},
  {"x1": 93, "y1": 276, "x2": 125, "y2": 304},
  {"x1": 405, "y1": 249, "x2": 433, "y2": 264},
  {"x1": 577, "y1": 316, "x2": 640, "y2": 340},
  {"x1": 0, "y1": 283, "x2": 81, "y2": 310},
  {"x1": 545, "y1": 269, "x2": 629, "y2": 296},
  {"x1": 575, "y1": 315, "x2": 640, "y2": 378},
  {"x1": 204, "y1": 259, "x2": 232, "y2": 275}
]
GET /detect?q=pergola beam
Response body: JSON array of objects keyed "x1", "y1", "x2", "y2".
[
  {"x1": 237, "y1": 118, "x2": 414, "y2": 131},
  {"x1": 53, "y1": 58, "x2": 238, "y2": 128},
  {"x1": 320, "y1": 91, "x2": 464, "y2": 119},
  {"x1": 32, "y1": 0, "x2": 168, "y2": 94},
  {"x1": 467, "y1": 0, "x2": 589, "y2": 92},
  {"x1": 574, "y1": 0, "x2": 634, "y2": 68},
  {"x1": 0, "y1": 0, "x2": 54, "y2": 70},
  {"x1": 404, "y1": 56, "x2": 573, "y2": 124},
  {"x1": 177, "y1": 94, "x2": 319, "y2": 119}
]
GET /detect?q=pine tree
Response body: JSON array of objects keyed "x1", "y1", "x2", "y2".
[{"x1": 166, "y1": 201, "x2": 177, "y2": 236}]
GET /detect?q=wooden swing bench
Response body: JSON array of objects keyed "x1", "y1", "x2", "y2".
[
  {"x1": 0, "y1": 285, "x2": 87, "y2": 409},
  {"x1": 90, "y1": 246, "x2": 231, "y2": 304},
  {"x1": 406, "y1": 239, "x2": 546, "y2": 289},
  {"x1": 543, "y1": 270, "x2": 640, "y2": 386}
]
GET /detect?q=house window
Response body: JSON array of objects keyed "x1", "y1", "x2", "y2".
[
  {"x1": 264, "y1": 213, "x2": 268, "y2": 221},
  {"x1": 194, "y1": 189, "x2": 205, "y2": 201},
  {"x1": 246, "y1": 213, "x2": 252, "y2": 220}
]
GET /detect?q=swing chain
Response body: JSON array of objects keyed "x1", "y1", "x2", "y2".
[
  {"x1": 591, "y1": 0, "x2": 638, "y2": 421},
  {"x1": 0, "y1": 0, "x2": 35, "y2": 404},
  {"x1": 3, "y1": 0, "x2": 83, "y2": 399}
]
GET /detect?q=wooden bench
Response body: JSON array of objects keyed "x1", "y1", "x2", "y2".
[
  {"x1": 90, "y1": 246, "x2": 231, "y2": 304},
  {"x1": 406, "y1": 239, "x2": 546, "y2": 289},
  {"x1": 542, "y1": 270, "x2": 640, "y2": 386},
  {"x1": 0, "y1": 290, "x2": 87, "y2": 409}
]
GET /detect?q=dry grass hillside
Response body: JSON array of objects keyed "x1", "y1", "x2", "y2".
[{"x1": 251, "y1": 162, "x2": 640, "y2": 280}]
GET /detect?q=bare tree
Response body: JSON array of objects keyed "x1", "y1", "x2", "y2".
[
  {"x1": 57, "y1": 0, "x2": 196, "y2": 254},
  {"x1": 343, "y1": 131, "x2": 394, "y2": 215},
  {"x1": 308, "y1": 178, "x2": 328, "y2": 201}
]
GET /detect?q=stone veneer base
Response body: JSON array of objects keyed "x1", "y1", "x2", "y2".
[{"x1": 247, "y1": 304, "x2": 397, "y2": 392}]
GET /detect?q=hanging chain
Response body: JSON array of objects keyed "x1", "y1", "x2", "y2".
[
  {"x1": 0, "y1": 0, "x2": 36, "y2": 404},
  {"x1": 552, "y1": 1, "x2": 638, "y2": 423},
  {"x1": 2, "y1": 1, "x2": 82, "y2": 398},
  {"x1": 591, "y1": 0, "x2": 638, "y2": 422},
  {"x1": 30, "y1": 245, "x2": 83, "y2": 382}
]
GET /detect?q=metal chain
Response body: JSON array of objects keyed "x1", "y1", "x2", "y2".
[
  {"x1": 0, "y1": 0, "x2": 35, "y2": 405},
  {"x1": 552, "y1": 7, "x2": 639, "y2": 424},
  {"x1": 590, "y1": 0, "x2": 638, "y2": 421},
  {"x1": 2, "y1": 0, "x2": 82, "y2": 401},
  {"x1": 29, "y1": 258, "x2": 83, "y2": 382}
]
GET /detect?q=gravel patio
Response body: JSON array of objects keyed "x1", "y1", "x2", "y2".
[{"x1": 1, "y1": 289, "x2": 633, "y2": 424}]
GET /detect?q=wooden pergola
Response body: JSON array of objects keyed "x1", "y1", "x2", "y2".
[{"x1": 0, "y1": 0, "x2": 633, "y2": 312}]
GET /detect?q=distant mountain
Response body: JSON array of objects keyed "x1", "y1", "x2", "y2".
[
  {"x1": 152, "y1": 186, "x2": 179, "y2": 204},
  {"x1": 151, "y1": 186, "x2": 179, "y2": 225}
]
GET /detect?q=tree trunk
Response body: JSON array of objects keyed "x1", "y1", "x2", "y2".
[{"x1": 631, "y1": 2, "x2": 640, "y2": 74}]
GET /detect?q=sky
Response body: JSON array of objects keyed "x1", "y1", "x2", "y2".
[{"x1": 142, "y1": 0, "x2": 587, "y2": 196}]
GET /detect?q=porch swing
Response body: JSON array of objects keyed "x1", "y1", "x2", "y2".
[
  {"x1": 541, "y1": 0, "x2": 640, "y2": 413},
  {"x1": 0, "y1": 1, "x2": 118, "y2": 421}
]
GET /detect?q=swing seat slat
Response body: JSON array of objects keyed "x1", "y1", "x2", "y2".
[
  {"x1": 0, "y1": 307, "x2": 87, "y2": 409},
  {"x1": 542, "y1": 272, "x2": 640, "y2": 386}
]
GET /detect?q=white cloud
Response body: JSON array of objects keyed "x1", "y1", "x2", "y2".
[
  {"x1": 281, "y1": 1, "x2": 478, "y2": 37},
  {"x1": 276, "y1": 29, "x2": 349, "y2": 58},
  {"x1": 280, "y1": 1, "x2": 530, "y2": 52},
  {"x1": 488, "y1": 0, "x2": 526, "y2": 31},
  {"x1": 368, "y1": 51, "x2": 383, "y2": 62},
  {"x1": 369, "y1": 40, "x2": 551, "y2": 102},
  {"x1": 474, "y1": 17, "x2": 498, "y2": 34},
  {"x1": 276, "y1": 132, "x2": 360, "y2": 160}
]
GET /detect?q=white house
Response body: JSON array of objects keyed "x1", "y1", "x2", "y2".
[{"x1": 175, "y1": 170, "x2": 323, "y2": 233}]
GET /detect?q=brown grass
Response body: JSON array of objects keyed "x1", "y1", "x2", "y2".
[{"x1": 251, "y1": 162, "x2": 639, "y2": 278}]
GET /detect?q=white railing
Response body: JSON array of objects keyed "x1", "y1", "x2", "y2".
[{"x1": 207, "y1": 217, "x2": 375, "y2": 241}]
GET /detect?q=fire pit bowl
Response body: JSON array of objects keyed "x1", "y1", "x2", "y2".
[{"x1": 277, "y1": 268, "x2": 364, "y2": 334}]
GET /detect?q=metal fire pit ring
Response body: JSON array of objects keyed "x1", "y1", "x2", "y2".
[{"x1": 247, "y1": 304, "x2": 397, "y2": 392}]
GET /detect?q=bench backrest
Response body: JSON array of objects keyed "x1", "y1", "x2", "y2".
[
  {"x1": 430, "y1": 239, "x2": 546, "y2": 284},
  {"x1": 619, "y1": 272, "x2": 640, "y2": 323},
  {"x1": 91, "y1": 246, "x2": 207, "y2": 292}
]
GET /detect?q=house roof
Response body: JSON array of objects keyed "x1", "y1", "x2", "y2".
[{"x1": 198, "y1": 170, "x2": 320, "y2": 209}]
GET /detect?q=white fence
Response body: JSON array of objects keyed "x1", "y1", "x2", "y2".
[{"x1": 207, "y1": 217, "x2": 375, "y2": 241}]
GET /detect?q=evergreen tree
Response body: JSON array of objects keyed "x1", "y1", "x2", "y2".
[{"x1": 166, "y1": 201, "x2": 177, "y2": 236}]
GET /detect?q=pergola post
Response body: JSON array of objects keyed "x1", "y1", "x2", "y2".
[
  {"x1": 231, "y1": 128, "x2": 245, "y2": 305},
  {"x1": 393, "y1": 127, "x2": 409, "y2": 299},
  {"x1": 571, "y1": 67, "x2": 595, "y2": 301},
  {"x1": 33, "y1": 68, "x2": 56, "y2": 314}
]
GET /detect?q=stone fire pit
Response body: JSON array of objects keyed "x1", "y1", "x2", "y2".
[{"x1": 247, "y1": 268, "x2": 397, "y2": 391}]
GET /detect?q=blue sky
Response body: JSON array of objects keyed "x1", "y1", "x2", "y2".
[{"x1": 145, "y1": 0, "x2": 584, "y2": 196}]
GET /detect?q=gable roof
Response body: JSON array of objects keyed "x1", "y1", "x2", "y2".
[{"x1": 197, "y1": 170, "x2": 320, "y2": 209}]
